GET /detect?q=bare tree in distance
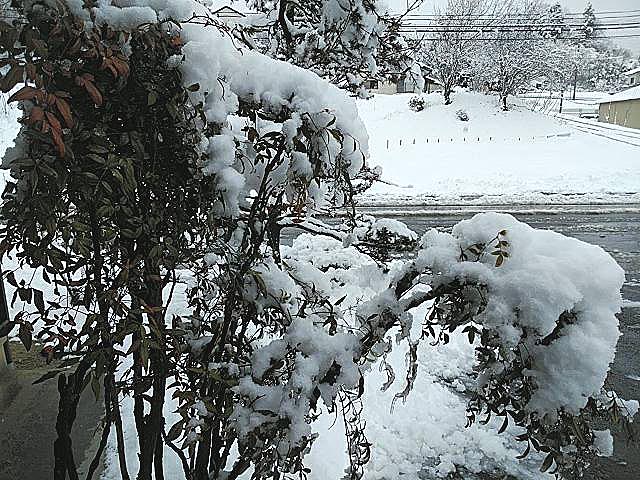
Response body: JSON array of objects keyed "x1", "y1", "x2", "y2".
[
  {"x1": 471, "y1": 0, "x2": 552, "y2": 110},
  {"x1": 419, "y1": 0, "x2": 504, "y2": 105}
]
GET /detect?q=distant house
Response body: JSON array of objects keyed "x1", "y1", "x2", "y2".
[
  {"x1": 623, "y1": 67, "x2": 640, "y2": 87},
  {"x1": 598, "y1": 86, "x2": 640, "y2": 129},
  {"x1": 365, "y1": 74, "x2": 442, "y2": 95},
  {"x1": 423, "y1": 75, "x2": 443, "y2": 94},
  {"x1": 211, "y1": 5, "x2": 246, "y2": 22},
  {"x1": 208, "y1": 3, "x2": 270, "y2": 46}
]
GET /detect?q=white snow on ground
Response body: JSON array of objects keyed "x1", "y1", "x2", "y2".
[
  {"x1": 357, "y1": 91, "x2": 640, "y2": 206},
  {"x1": 520, "y1": 91, "x2": 607, "y2": 118}
]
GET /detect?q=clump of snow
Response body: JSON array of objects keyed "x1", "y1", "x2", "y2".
[
  {"x1": 416, "y1": 212, "x2": 624, "y2": 416},
  {"x1": 79, "y1": 0, "x2": 369, "y2": 218},
  {"x1": 593, "y1": 430, "x2": 614, "y2": 457},
  {"x1": 366, "y1": 217, "x2": 417, "y2": 242}
]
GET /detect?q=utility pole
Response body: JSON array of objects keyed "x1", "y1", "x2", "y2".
[{"x1": 0, "y1": 267, "x2": 13, "y2": 369}]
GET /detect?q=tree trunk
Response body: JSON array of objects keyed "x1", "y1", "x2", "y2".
[
  {"x1": 444, "y1": 85, "x2": 452, "y2": 105},
  {"x1": 53, "y1": 361, "x2": 91, "y2": 480},
  {"x1": 136, "y1": 264, "x2": 167, "y2": 480}
]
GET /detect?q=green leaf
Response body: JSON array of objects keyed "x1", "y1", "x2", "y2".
[
  {"x1": 33, "y1": 369, "x2": 64, "y2": 385},
  {"x1": 540, "y1": 453, "x2": 554, "y2": 473},
  {"x1": 71, "y1": 221, "x2": 90, "y2": 232},
  {"x1": 18, "y1": 287, "x2": 32, "y2": 302},
  {"x1": 166, "y1": 420, "x2": 184, "y2": 442},
  {"x1": 33, "y1": 289, "x2": 45, "y2": 314},
  {"x1": 498, "y1": 415, "x2": 508, "y2": 434},
  {"x1": 18, "y1": 322, "x2": 33, "y2": 351},
  {"x1": 5, "y1": 271, "x2": 17, "y2": 287},
  {"x1": 516, "y1": 443, "x2": 531, "y2": 459},
  {"x1": 91, "y1": 372, "x2": 101, "y2": 401}
]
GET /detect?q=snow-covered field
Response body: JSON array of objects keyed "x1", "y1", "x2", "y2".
[{"x1": 357, "y1": 92, "x2": 640, "y2": 206}]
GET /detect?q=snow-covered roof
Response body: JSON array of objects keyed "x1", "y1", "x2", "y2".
[
  {"x1": 598, "y1": 86, "x2": 640, "y2": 104},
  {"x1": 623, "y1": 66, "x2": 640, "y2": 76},
  {"x1": 212, "y1": 5, "x2": 246, "y2": 17},
  {"x1": 423, "y1": 75, "x2": 442, "y2": 85}
]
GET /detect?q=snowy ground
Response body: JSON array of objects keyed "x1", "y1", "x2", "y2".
[
  {"x1": 519, "y1": 91, "x2": 607, "y2": 117},
  {"x1": 357, "y1": 91, "x2": 640, "y2": 206}
]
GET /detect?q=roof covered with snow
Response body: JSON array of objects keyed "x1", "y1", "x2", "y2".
[
  {"x1": 623, "y1": 66, "x2": 640, "y2": 76},
  {"x1": 598, "y1": 86, "x2": 640, "y2": 104}
]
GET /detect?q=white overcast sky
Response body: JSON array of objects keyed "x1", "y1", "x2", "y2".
[{"x1": 391, "y1": 0, "x2": 640, "y2": 52}]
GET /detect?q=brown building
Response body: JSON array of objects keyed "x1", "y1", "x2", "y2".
[{"x1": 598, "y1": 86, "x2": 640, "y2": 130}]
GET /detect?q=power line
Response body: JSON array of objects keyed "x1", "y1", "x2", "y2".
[
  {"x1": 399, "y1": 23, "x2": 640, "y2": 30},
  {"x1": 401, "y1": 33, "x2": 640, "y2": 42},
  {"x1": 396, "y1": 9, "x2": 640, "y2": 18},
  {"x1": 399, "y1": 26, "x2": 640, "y2": 34}
]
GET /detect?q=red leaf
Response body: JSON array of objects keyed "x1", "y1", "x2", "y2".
[
  {"x1": 83, "y1": 80, "x2": 103, "y2": 106},
  {"x1": 55, "y1": 97, "x2": 74, "y2": 128},
  {"x1": 29, "y1": 106, "x2": 45, "y2": 123},
  {"x1": 45, "y1": 111, "x2": 62, "y2": 134},
  {"x1": 8, "y1": 85, "x2": 38, "y2": 103},
  {"x1": 50, "y1": 128, "x2": 66, "y2": 157}
]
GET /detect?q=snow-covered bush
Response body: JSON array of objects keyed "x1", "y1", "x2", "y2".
[
  {"x1": 408, "y1": 95, "x2": 426, "y2": 112},
  {"x1": 0, "y1": 1, "x2": 634, "y2": 480},
  {"x1": 216, "y1": 0, "x2": 419, "y2": 93},
  {"x1": 456, "y1": 109, "x2": 469, "y2": 121}
]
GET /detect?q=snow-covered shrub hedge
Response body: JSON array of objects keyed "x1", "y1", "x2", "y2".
[
  {"x1": 456, "y1": 109, "x2": 469, "y2": 121},
  {"x1": 0, "y1": 1, "x2": 634, "y2": 480},
  {"x1": 408, "y1": 95, "x2": 427, "y2": 112}
]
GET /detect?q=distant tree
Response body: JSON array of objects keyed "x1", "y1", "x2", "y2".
[
  {"x1": 419, "y1": 0, "x2": 496, "y2": 105},
  {"x1": 545, "y1": 2, "x2": 566, "y2": 39},
  {"x1": 582, "y1": 2, "x2": 599, "y2": 40},
  {"x1": 472, "y1": 1, "x2": 551, "y2": 109}
]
